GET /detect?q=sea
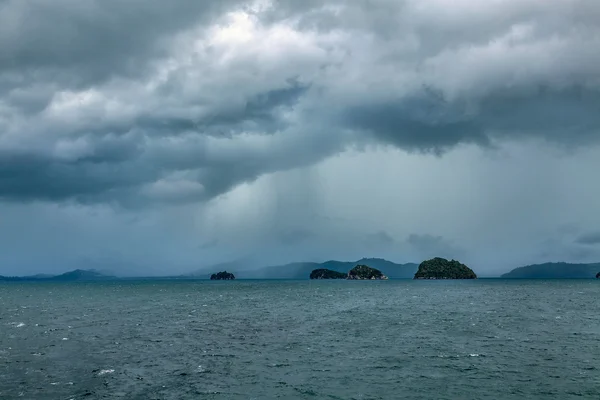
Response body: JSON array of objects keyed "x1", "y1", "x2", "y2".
[{"x1": 1, "y1": 279, "x2": 599, "y2": 399}]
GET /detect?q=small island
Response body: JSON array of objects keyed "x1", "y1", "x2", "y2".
[
  {"x1": 309, "y1": 269, "x2": 347, "y2": 279},
  {"x1": 210, "y1": 271, "x2": 235, "y2": 280},
  {"x1": 414, "y1": 257, "x2": 477, "y2": 280},
  {"x1": 347, "y1": 265, "x2": 388, "y2": 280}
]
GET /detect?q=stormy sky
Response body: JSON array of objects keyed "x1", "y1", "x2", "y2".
[{"x1": 1, "y1": 0, "x2": 599, "y2": 277}]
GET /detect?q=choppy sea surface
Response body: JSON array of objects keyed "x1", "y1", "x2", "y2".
[{"x1": 1, "y1": 279, "x2": 599, "y2": 399}]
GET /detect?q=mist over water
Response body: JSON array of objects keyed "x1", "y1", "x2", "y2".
[{"x1": 1, "y1": 280, "x2": 599, "y2": 399}]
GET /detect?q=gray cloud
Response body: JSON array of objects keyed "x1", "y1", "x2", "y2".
[
  {"x1": 342, "y1": 93, "x2": 488, "y2": 154},
  {"x1": 199, "y1": 238, "x2": 219, "y2": 250},
  {"x1": 279, "y1": 229, "x2": 315, "y2": 246},
  {"x1": 538, "y1": 237, "x2": 600, "y2": 263},
  {"x1": 0, "y1": 0, "x2": 244, "y2": 88},
  {"x1": 1, "y1": 0, "x2": 600, "y2": 275},
  {"x1": 1, "y1": 0, "x2": 599, "y2": 206},
  {"x1": 344, "y1": 87, "x2": 600, "y2": 155},
  {"x1": 275, "y1": 1, "x2": 600, "y2": 149},
  {"x1": 575, "y1": 232, "x2": 600, "y2": 246},
  {"x1": 365, "y1": 231, "x2": 395, "y2": 247}
]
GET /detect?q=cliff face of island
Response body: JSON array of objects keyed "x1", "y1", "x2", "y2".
[
  {"x1": 347, "y1": 265, "x2": 388, "y2": 280},
  {"x1": 309, "y1": 269, "x2": 347, "y2": 279},
  {"x1": 414, "y1": 257, "x2": 477, "y2": 279},
  {"x1": 210, "y1": 271, "x2": 235, "y2": 280}
]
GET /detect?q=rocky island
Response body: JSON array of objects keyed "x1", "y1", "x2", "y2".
[
  {"x1": 414, "y1": 257, "x2": 477, "y2": 279},
  {"x1": 309, "y1": 269, "x2": 347, "y2": 279},
  {"x1": 347, "y1": 265, "x2": 388, "y2": 280},
  {"x1": 210, "y1": 271, "x2": 235, "y2": 280}
]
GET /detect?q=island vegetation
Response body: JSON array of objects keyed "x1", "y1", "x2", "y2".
[
  {"x1": 413, "y1": 257, "x2": 477, "y2": 279},
  {"x1": 309, "y1": 269, "x2": 347, "y2": 279},
  {"x1": 347, "y1": 265, "x2": 388, "y2": 280},
  {"x1": 210, "y1": 271, "x2": 235, "y2": 280}
]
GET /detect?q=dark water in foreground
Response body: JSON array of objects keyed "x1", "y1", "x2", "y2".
[{"x1": 1, "y1": 280, "x2": 599, "y2": 399}]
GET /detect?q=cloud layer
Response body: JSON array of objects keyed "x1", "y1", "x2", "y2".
[
  {"x1": 2, "y1": 0, "x2": 599, "y2": 205},
  {"x1": 1, "y1": 0, "x2": 599, "y2": 275}
]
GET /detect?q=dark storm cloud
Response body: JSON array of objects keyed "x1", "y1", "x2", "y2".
[
  {"x1": 0, "y1": 0, "x2": 243, "y2": 88},
  {"x1": 478, "y1": 87, "x2": 600, "y2": 143},
  {"x1": 272, "y1": 0, "x2": 600, "y2": 150},
  {"x1": 0, "y1": 81, "x2": 323, "y2": 205},
  {"x1": 342, "y1": 92, "x2": 488, "y2": 154},
  {"x1": 182, "y1": 80, "x2": 311, "y2": 137},
  {"x1": 0, "y1": 154, "x2": 129, "y2": 202},
  {"x1": 1, "y1": 0, "x2": 599, "y2": 206},
  {"x1": 0, "y1": 0, "x2": 330, "y2": 205},
  {"x1": 344, "y1": 86, "x2": 600, "y2": 154},
  {"x1": 575, "y1": 232, "x2": 600, "y2": 246},
  {"x1": 141, "y1": 76, "x2": 309, "y2": 137}
]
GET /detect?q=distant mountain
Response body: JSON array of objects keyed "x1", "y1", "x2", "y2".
[
  {"x1": 0, "y1": 269, "x2": 115, "y2": 282},
  {"x1": 239, "y1": 258, "x2": 418, "y2": 279},
  {"x1": 501, "y1": 262, "x2": 600, "y2": 279},
  {"x1": 30, "y1": 274, "x2": 55, "y2": 279},
  {"x1": 48, "y1": 269, "x2": 114, "y2": 281},
  {"x1": 0, "y1": 273, "x2": 50, "y2": 281}
]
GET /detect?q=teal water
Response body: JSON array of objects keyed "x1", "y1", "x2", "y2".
[{"x1": 1, "y1": 280, "x2": 599, "y2": 399}]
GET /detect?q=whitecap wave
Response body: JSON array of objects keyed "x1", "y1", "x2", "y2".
[{"x1": 98, "y1": 369, "x2": 115, "y2": 376}]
